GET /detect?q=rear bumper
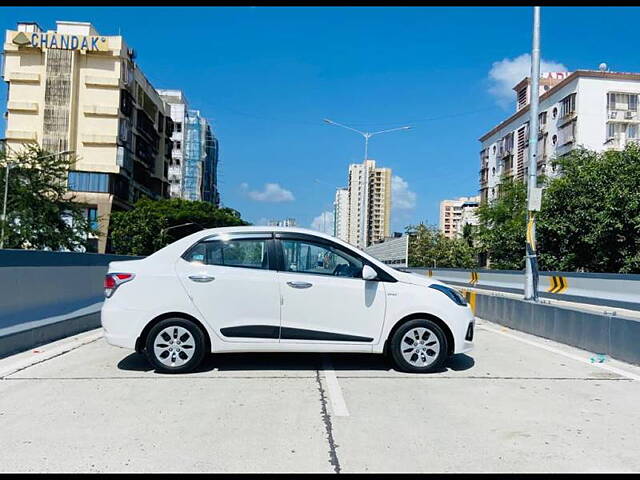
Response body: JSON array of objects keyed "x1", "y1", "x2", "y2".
[{"x1": 101, "y1": 303, "x2": 144, "y2": 350}]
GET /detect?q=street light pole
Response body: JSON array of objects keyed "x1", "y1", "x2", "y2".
[
  {"x1": 323, "y1": 118, "x2": 411, "y2": 248},
  {"x1": 0, "y1": 148, "x2": 74, "y2": 249},
  {"x1": 524, "y1": 6, "x2": 541, "y2": 301}
]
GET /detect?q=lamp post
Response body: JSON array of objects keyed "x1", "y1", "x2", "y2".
[
  {"x1": 323, "y1": 119, "x2": 411, "y2": 248},
  {"x1": 0, "y1": 148, "x2": 74, "y2": 249},
  {"x1": 524, "y1": 6, "x2": 541, "y2": 301}
]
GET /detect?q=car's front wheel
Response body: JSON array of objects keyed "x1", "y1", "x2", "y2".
[
  {"x1": 390, "y1": 318, "x2": 448, "y2": 373},
  {"x1": 145, "y1": 318, "x2": 207, "y2": 374}
]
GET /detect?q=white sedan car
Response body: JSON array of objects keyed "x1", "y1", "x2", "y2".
[{"x1": 102, "y1": 227, "x2": 474, "y2": 373}]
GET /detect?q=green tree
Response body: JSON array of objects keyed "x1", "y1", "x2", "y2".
[
  {"x1": 538, "y1": 145, "x2": 640, "y2": 273},
  {"x1": 109, "y1": 197, "x2": 249, "y2": 255},
  {"x1": 407, "y1": 223, "x2": 476, "y2": 268},
  {"x1": 0, "y1": 144, "x2": 96, "y2": 251},
  {"x1": 475, "y1": 177, "x2": 527, "y2": 270}
]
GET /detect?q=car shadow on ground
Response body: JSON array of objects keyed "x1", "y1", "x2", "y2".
[{"x1": 117, "y1": 351, "x2": 475, "y2": 375}]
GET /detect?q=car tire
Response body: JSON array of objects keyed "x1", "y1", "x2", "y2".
[
  {"x1": 390, "y1": 318, "x2": 448, "y2": 373},
  {"x1": 145, "y1": 318, "x2": 207, "y2": 374}
]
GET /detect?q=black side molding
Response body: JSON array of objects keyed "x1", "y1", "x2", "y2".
[
  {"x1": 219, "y1": 325, "x2": 373, "y2": 343},
  {"x1": 220, "y1": 325, "x2": 279, "y2": 339},
  {"x1": 281, "y1": 327, "x2": 373, "y2": 343}
]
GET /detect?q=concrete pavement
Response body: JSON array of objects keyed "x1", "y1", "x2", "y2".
[{"x1": 1, "y1": 318, "x2": 639, "y2": 473}]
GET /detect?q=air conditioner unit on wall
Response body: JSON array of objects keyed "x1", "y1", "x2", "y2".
[
  {"x1": 609, "y1": 111, "x2": 618, "y2": 119},
  {"x1": 625, "y1": 111, "x2": 635, "y2": 119}
]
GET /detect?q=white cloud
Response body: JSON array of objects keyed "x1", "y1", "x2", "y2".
[
  {"x1": 392, "y1": 175, "x2": 416, "y2": 211},
  {"x1": 310, "y1": 211, "x2": 334, "y2": 235},
  {"x1": 488, "y1": 53, "x2": 567, "y2": 107},
  {"x1": 241, "y1": 182, "x2": 295, "y2": 203}
]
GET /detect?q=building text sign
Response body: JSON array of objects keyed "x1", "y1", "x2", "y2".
[{"x1": 12, "y1": 31, "x2": 109, "y2": 52}]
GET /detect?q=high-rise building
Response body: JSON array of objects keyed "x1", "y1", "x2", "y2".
[
  {"x1": 158, "y1": 91, "x2": 220, "y2": 206},
  {"x1": 439, "y1": 196, "x2": 480, "y2": 239},
  {"x1": 3, "y1": 21, "x2": 172, "y2": 252},
  {"x1": 480, "y1": 69, "x2": 640, "y2": 204},
  {"x1": 333, "y1": 187, "x2": 349, "y2": 241},
  {"x1": 345, "y1": 159, "x2": 392, "y2": 248}
]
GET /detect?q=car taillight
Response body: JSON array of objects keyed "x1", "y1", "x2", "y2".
[{"x1": 104, "y1": 273, "x2": 135, "y2": 298}]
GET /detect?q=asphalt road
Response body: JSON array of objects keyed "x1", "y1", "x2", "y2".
[{"x1": 1, "y1": 318, "x2": 639, "y2": 473}]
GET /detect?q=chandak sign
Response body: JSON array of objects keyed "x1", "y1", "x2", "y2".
[{"x1": 12, "y1": 31, "x2": 109, "y2": 52}]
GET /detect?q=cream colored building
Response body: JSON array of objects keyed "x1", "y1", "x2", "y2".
[
  {"x1": 439, "y1": 196, "x2": 480, "y2": 239},
  {"x1": 344, "y1": 159, "x2": 392, "y2": 248},
  {"x1": 3, "y1": 21, "x2": 172, "y2": 252}
]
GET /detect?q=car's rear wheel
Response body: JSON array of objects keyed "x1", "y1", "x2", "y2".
[
  {"x1": 145, "y1": 318, "x2": 207, "y2": 374},
  {"x1": 390, "y1": 318, "x2": 448, "y2": 373}
]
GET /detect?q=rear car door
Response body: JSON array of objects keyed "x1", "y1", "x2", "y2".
[{"x1": 175, "y1": 233, "x2": 281, "y2": 342}]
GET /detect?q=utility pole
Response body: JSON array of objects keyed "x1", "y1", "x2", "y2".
[{"x1": 524, "y1": 6, "x2": 541, "y2": 301}]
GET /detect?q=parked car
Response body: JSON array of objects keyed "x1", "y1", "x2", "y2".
[{"x1": 101, "y1": 227, "x2": 474, "y2": 373}]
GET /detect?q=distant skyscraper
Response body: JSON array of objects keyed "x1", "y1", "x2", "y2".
[
  {"x1": 158, "y1": 91, "x2": 219, "y2": 206},
  {"x1": 344, "y1": 159, "x2": 391, "y2": 248},
  {"x1": 333, "y1": 187, "x2": 349, "y2": 241},
  {"x1": 268, "y1": 218, "x2": 297, "y2": 227}
]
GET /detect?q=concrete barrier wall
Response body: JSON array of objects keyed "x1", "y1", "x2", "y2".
[
  {"x1": 473, "y1": 292, "x2": 640, "y2": 366},
  {"x1": 0, "y1": 250, "x2": 141, "y2": 358},
  {"x1": 409, "y1": 267, "x2": 640, "y2": 311}
]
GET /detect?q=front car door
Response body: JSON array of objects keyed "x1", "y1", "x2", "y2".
[
  {"x1": 175, "y1": 233, "x2": 281, "y2": 342},
  {"x1": 275, "y1": 234, "x2": 387, "y2": 346}
]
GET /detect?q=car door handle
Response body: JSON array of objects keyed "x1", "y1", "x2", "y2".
[
  {"x1": 287, "y1": 281, "x2": 313, "y2": 289},
  {"x1": 189, "y1": 275, "x2": 215, "y2": 283}
]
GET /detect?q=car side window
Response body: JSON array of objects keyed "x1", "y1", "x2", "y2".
[
  {"x1": 184, "y1": 239, "x2": 270, "y2": 270},
  {"x1": 281, "y1": 239, "x2": 363, "y2": 278}
]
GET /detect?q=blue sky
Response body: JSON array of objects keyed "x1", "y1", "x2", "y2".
[{"x1": 3, "y1": 6, "x2": 640, "y2": 232}]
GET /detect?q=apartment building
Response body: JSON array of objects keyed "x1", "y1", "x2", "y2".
[
  {"x1": 333, "y1": 187, "x2": 349, "y2": 241},
  {"x1": 3, "y1": 21, "x2": 172, "y2": 252},
  {"x1": 479, "y1": 69, "x2": 640, "y2": 203},
  {"x1": 439, "y1": 196, "x2": 480, "y2": 239},
  {"x1": 157, "y1": 89, "x2": 187, "y2": 199},
  {"x1": 342, "y1": 159, "x2": 392, "y2": 248}
]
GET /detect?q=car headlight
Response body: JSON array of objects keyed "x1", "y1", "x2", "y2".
[{"x1": 429, "y1": 284, "x2": 467, "y2": 306}]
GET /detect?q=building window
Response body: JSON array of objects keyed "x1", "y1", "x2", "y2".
[
  {"x1": 539, "y1": 111, "x2": 547, "y2": 127},
  {"x1": 175, "y1": 122, "x2": 182, "y2": 133},
  {"x1": 517, "y1": 86, "x2": 528, "y2": 110},
  {"x1": 607, "y1": 92, "x2": 638, "y2": 112},
  {"x1": 86, "y1": 207, "x2": 99, "y2": 231},
  {"x1": 560, "y1": 93, "x2": 576, "y2": 119},
  {"x1": 607, "y1": 122, "x2": 638, "y2": 140},
  {"x1": 68, "y1": 172, "x2": 110, "y2": 193},
  {"x1": 174, "y1": 140, "x2": 181, "y2": 150},
  {"x1": 552, "y1": 107, "x2": 558, "y2": 119}
]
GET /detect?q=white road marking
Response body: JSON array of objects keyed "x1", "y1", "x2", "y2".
[
  {"x1": 322, "y1": 357, "x2": 350, "y2": 417},
  {"x1": 0, "y1": 330, "x2": 103, "y2": 379},
  {"x1": 478, "y1": 321, "x2": 640, "y2": 382}
]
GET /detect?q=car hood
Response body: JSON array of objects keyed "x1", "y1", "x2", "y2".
[{"x1": 392, "y1": 269, "x2": 448, "y2": 288}]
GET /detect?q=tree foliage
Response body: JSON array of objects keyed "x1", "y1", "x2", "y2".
[
  {"x1": 538, "y1": 145, "x2": 640, "y2": 273},
  {"x1": 109, "y1": 197, "x2": 249, "y2": 256},
  {"x1": 474, "y1": 178, "x2": 527, "y2": 270},
  {"x1": 407, "y1": 223, "x2": 476, "y2": 268},
  {"x1": 0, "y1": 144, "x2": 95, "y2": 251}
]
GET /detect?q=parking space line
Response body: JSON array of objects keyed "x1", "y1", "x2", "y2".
[
  {"x1": 322, "y1": 357, "x2": 350, "y2": 417},
  {"x1": 478, "y1": 321, "x2": 640, "y2": 382}
]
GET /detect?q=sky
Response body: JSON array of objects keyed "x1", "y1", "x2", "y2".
[{"x1": 3, "y1": 6, "x2": 640, "y2": 233}]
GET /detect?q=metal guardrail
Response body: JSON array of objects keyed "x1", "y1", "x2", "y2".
[{"x1": 407, "y1": 267, "x2": 640, "y2": 312}]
